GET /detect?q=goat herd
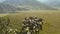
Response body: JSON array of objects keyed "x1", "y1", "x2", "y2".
[{"x1": 21, "y1": 16, "x2": 43, "y2": 34}]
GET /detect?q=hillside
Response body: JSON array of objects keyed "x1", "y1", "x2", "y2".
[
  {"x1": 0, "y1": 10, "x2": 60, "y2": 34},
  {"x1": 0, "y1": 0, "x2": 58, "y2": 13},
  {"x1": 3, "y1": 0, "x2": 57, "y2": 10},
  {"x1": 39, "y1": 0, "x2": 60, "y2": 10},
  {"x1": 0, "y1": 3, "x2": 30, "y2": 13},
  {"x1": 43, "y1": 0, "x2": 60, "y2": 8}
]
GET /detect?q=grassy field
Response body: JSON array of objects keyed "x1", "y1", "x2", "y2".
[
  {"x1": 0, "y1": 14, "x2": 8, "y2": 17},
  {"x1": 4, "y1": 10, "x2": 60, "y2": 34}
]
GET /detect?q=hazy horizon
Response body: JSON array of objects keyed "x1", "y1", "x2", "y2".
[{"x1": 0, "y1": 0, "x2": 5, "y2": 3}]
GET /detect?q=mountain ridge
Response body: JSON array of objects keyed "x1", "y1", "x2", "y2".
[
  {"x1": 0, "y1": 0, "x2": 58, "y2": 13},
  {"x1": 3, "y1": 0, "x2": 57, "y2": 10}
]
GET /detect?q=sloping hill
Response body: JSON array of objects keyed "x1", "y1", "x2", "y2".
[
  {"x1": 3, "y1": 0, "x2": 57, "y2": 10},
  {"x1": 39, "y1": 0, "x2": 60, "y2": 10},
  {"x1": 0, "y1": 3, "x2": 29, "y2": 13},
  {"x1": 0, "y1": 3, "x2": 16, "y2": 13}
]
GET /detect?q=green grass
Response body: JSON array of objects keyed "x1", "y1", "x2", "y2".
[{"x1": 4, "y1": 10, "x2": 60, "y2": 34}]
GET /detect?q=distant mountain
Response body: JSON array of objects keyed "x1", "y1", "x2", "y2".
[
  {"x1": 38, "y1": 0, "x2": 60, "y2": 9},
  {"x1": 47, "y1": 0, "x2": 60, "y2": 9},
  {"x1": 0, "y1": 3, "x2": 29, "y2": 13},
  {"x1": 45, "y1": 0, "x2": 60, "y2": 7},
  {"x1": 3, "y1": 0, "x2": 57, "y2": 10}
]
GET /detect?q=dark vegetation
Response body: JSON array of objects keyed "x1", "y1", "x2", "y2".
[{"x1": 0, "y1": 16, "x2": 10, "y2": 34}]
